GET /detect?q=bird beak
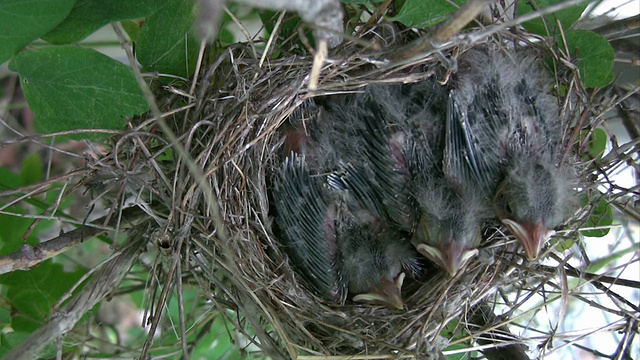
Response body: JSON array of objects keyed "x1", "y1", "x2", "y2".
[
  {"x1": 501, "y1": 219, "x2": 553, "y2": 260},
  {"x1": 416, "y1": 242, "x2": 478, "y2": 277},
  {"x1": 353, "y1": 273, "x2": 405, "y2": 310}
]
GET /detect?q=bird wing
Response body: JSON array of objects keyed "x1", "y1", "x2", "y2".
[
  {"x1": 360, "y1": 89, "x2": 415, "y2": 230},
  {"x1": 324, "y1": 85, "x2": 414, "y2": 231},
  {"x1": 328, "y1": 162, "x2": 384, "y2": 224},
  {"x1": 274, "y1": 153, "x2": 346, "y2": 302},
  {"x1": 445, "y1": 76, "x2": 512, "y2": 194},
  {"x1": 445, "y1": 90, "x2": 491, "y2": 191}
]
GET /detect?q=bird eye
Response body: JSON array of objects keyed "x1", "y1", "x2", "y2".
[
  {"x1": 504, "y1": 200, "x2": 513, "y2": 216},
  {"x1": 493, "y1": 187, "x2": 512, "y2": 217}
]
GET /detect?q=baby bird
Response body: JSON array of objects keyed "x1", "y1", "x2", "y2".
[
  {"x1": 394, "y1": 84, "x2": 490, "y2": 276},
  {"x1": 407, "y1": 137, "x2": 489, "y2": 277},
  {"x1": 273, "y1": 153, "x2": 420, "y2": 308},
  {"x1": 447, "y1": 47, "x2": 575, "y2": 259},
  {"x1": 332, "y1": 169, "x2": 422, "y2": 308}
]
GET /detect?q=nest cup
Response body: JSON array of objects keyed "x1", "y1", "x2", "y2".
[{"x1": 133, "y1": 22, "x2": 590, "y2": 358}]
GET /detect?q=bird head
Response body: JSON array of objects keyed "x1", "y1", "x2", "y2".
[
  {"x1": 338, "y1": 221, "x2": 420, "y2": 309},
  {"x1": 412, "y1": 184, "x2": 486, "y2": 276},
  {"x1": 414, "y1": 213, "x2": 481, "y2": 277},
  {"x1": 493, "y1": 160, "x2": 572, "y2": 259},
  {"x1": 352, "y1": 273, "x2": 406, "y2": 310}
]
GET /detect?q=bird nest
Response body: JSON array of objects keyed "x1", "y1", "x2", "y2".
[
  {"x1": 7, "y1": 5, "x2": 636, "y2": 359},
  {"x1": 101, "y1": 21, "x2": 603, "y2": 357}
]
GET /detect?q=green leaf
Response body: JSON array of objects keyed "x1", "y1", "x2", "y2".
[
  {"x1": 440, "y1": 318, "x2": 477, "y2": 359},
  {"x1": 517, "y1": 0, "x2": 588, "y2": 36},
  {"x1": 0, "y1": 332, "x2": 30, "y2": 358},
  {"x1": 218, "y1": 26, "x2": 235, "y2": 47},
  {"x1": 191, "y1": 316, "x2": 243, "y2": 359},
  {"x1": 259, "y1": 10, "x2": 312, "y2": 52},
  {"x1": 442, "y1": 343, "x2": 474, "y2": 360},
  {"x1": 0, "y1": 262, "x2": 86, "y2": 331},
  {"x1": 559, "y1": 30, "x2": 615, "y2": 88},
  {"x1": 579, "y1": 192, "x2": 613, "y2": 238},
  {"x1": 0, "y1": 165, "x2": 72, "y2": 240},
  {"x1": 136, "y1": 0, "x2": 199, "y2": 79},
  {"x1": 0, "y1": 167, "x2": 22, "y2": 191},
  {"x1": 0, "y1": 305, "x2": 10, "y2": 325},
  {"x1": 555, "y1": 237, "x2": 575, "y2": 252},
  {"x1": 43, "y1": 0, "x2": 169, "y2": 44},
  {"x1": 0, "y1": 0, "x2": 75, "y2": 64},
  {"x1": 19, "y1": 153, "x2": 43, "y2": 186},
  {"x1": 0, "y1": 210, "x2": 35, "y2": 255},
  {"x1": 121, "y1": 20, "x2": 143, "y2": 43},
  {"x1": 9, "y1": 46, "x2": 149, "y2": 140},
  {"x1": 390, "y1": 0, "x2": 465, "y2": 28},
  {"x1": 586, "y1": 128, "x2": 607, "y2": 159},
  {"x1": 44, "y1": 184, "x2": 73, "y2": 212},
  {"x1": 0, "y1": 171, "x2": 32, "y2": 255},
  {"x1": 154, "y1": 147, "x2": 174, "y2": 164}
]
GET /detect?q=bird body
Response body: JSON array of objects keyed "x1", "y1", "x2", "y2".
[{"x1": 447, "y1": 46, "x2": 575, "y2": 259}]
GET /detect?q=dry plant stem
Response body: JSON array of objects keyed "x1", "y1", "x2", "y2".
[
  {"x1": 615, "y1": 87, "x2": 640, "y2": 152},
  {"x1": 296, "y1": 356, "x2": 422, "y2": 360},
  {"x1": 538, "y1": 263, "x2": 640, "y2": 289},
  {"x1": 423, "y1": 0, "x2": 595, "y2": 61},
  {"x1": 355, "y1": 0, "x2": 394, "y2": 37},
  {"x1": 224, "y1": 6, "x2": 258, "y2": 59},
  {"x1": 0, "y1": 128, "x2": 123, "y2": 143},
  {"x1": 549, "y1": 253, "x2": 640, "y2": 314},
  {"x1": 589, "y1": 14, "x2": 640, "y2": 41},
  {"x1": 392, "y1": 0, "x2": 493, "y2": 61},
  {"x1": 0, "y1": 168, "x2": 87, "y2": 198},
  {"x1": 541, "y1": 320, "x2": 631, "y2": 357},
  {"x1": 431, "y1": 0, "x2": 493, "y2": 43},
  {"x1": 0, "y1": 225, "x2": 104, "y2": 275},
  {"x1": 0, "y1": 206, "x2": 145, "y2": 275},
  {"x1": 122, "y1": 31, "x2": 288, "y2": 357},
  {"x1": 140, "y1": 164, "x2": 202, "y2": 357},
  {"x1": 616, "y1": 318, "x2": 637, "y2": 360},
  {"x1": 4, "y1": 233, "x2": 145, "y2": 360},
  {"x1": 194, "y1": 47, "x2": 232, "y2": 113},
  {"x1": 188, "y1": 241, "x2": 291, "y2": 358},
  {"x1": 464, "y1": 0, "x2": 592, "y2": 44},
  {"x1": 257, "y1": 11, "x2": 285, "y2": 70},
  {"x1": 174, "y1": 253, "x2": 188, "y2": 359},
  {"x1": 309, "y1": 39, "x2": 328, "y2": 91}
]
